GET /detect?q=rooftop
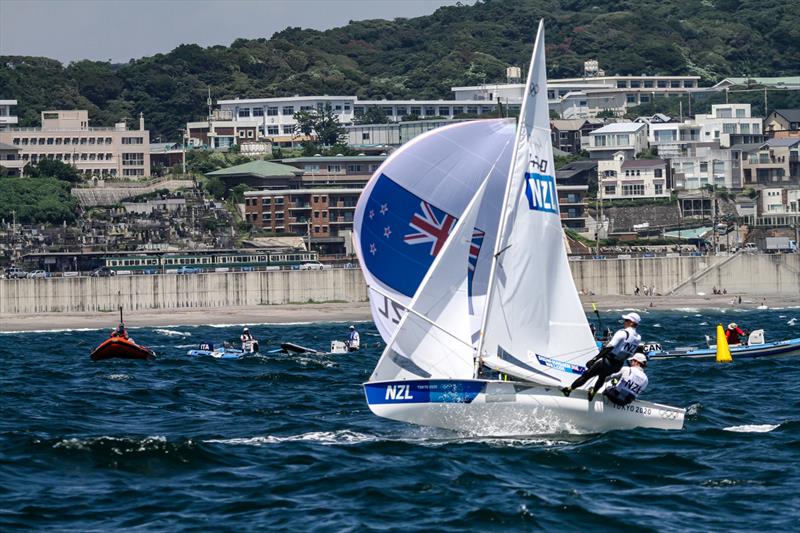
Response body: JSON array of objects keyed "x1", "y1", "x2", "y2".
[
  {"x1": 206, "y1": 160, "x2": 303, "y2": 179},
  {"x1": 772, "y1": 109, "x2": 800, "y2": 122},
  {"x1": 765, "y1": 138, "x2": 800, "y2": 148},
  {"x1": 590, "y1": 122, "x2": 646, "y2": 134},
  {"x1": 621, "y1": 159, "x2": 666, "y2": 169},
  {"x1": 278, "y1": 155, "x2": 387, "y2": 163}
]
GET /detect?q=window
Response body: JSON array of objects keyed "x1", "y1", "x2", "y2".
[
  {"x1": 344, "y1": 104, "x2": 351, "y2": 112},
  {"x1": 467, "y1": 106, "x2": 478, "y2": 114},
  {"x1": 424, "y1": 106, "x2": 436, "y2": 116},
  {"x1": 123, "y1": 168, "x2": 145, "y2": 176},
  {"x1": 657, "y1": 80, "x2": 668, "y2": 88},
  {"x1": 643, "y1": 80, "x2": 654, "y2": 88},
  {"x1": 684, "y1": 81, "x2": 695, "y2": 88},
  {"x1": 267, "y1": 126, "x2": 279, "y2": 135},
  {"x1": 736, "y1": 108, "x2": 746, "y2": 118},
  {"x1": 670, "y1": 80, "x2": 680, "y2": 88},
  {"x1": 630, "y1": 80, "x2": 641, "y2": 88},
  {"x1": 438, "y1": 106, "x2": 450, "y2": 116},
  {"x1": 122, "y1": 153, "x2": 144, "y2": 166},
  {"x1": 594, "y1": 134, "x2": 606, "y2": 147},
  {"x1": 723, "y1": 123, "x2": 737, "y2": 134},
  {"x1": 122, "y1": 137, "x2": 143, "y2": 144},
  {"x1": 640, "y1": 94, "x2": 650, "y2": 103},
  {"x1": 55, "y1": 138, "x2": 62, "y2": 145},
  {"x1": 238, "y1": 130, "x2": 246, "y2": 138},
  {"x1": 252, "y1": 107, "x2": 264, "y2": 117},
  {"x1": 353, "y1": 106, "x2": 364, "y2": 116},
  {"x1": 282, "y1": 125, "x2": 294, "y2": 134},
  {"x1": 88, "y1": 138, "x2": 95, "y2": 144},
  {"x1": 410, "y1": 107, "x2": 421, "y2": 116},
  {"x1": 622, "y1": 184, "x2": 644, "y2": 196},
  {"x1": 283, "y1": 106, "x2": 294, "y2": 115},
  {"x1": 604, "y1": 185, "x2": 616, "y2": 195},
  {"x1": 238, "y1": 108, "x2": 250, "y2": 117},
  {"x1": 396, "y1": 107, "x2": 407, "y2": 116},
  {"x1": 452, "y1": 106, "x2": 463, "y2": 115},
  {"x1": 300, "y1": 105, "x2": 313, "y2": 111},
  {"x1": 654, "y1": 169, "x2": 662, "y2": 178},
  {"x1": 655, "y1": 184, "x2": 664, "y2": 195},
  {"x1": 362, "y1": 132, "x2": 370, "y2": 141},
  {"x1": 327, "y1": 164, "x2": 341, "y2": 172},
  {"x1": 347, "y1": 164, "x2": 362, "y2": 172},
  {"x1": 700, "y1": 162, "x2": 708, "y2": 173},
  {"x1": 267, "y1": 107, "x2": 278, "y2": 116},
  {"x1": 47, "y1": 138, "x2": 54, "y2": 145},
  {"x1": 80, "y1": 138, "x2": 87, "y2": 144},
  {"x1": 383, "y1": 107, "x2": 393, "y2": 116},
  {"x1": 740, "y1": 123, "x2": 750, "y2": 134},
  {"x1": 617, "y1": 81, "x2": 627, "y2": 88},
  {"x1": 262, "y1": 197, "x2": 271, "y2": 206}
]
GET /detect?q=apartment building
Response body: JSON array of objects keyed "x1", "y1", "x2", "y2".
[
  {"x1": 0, "y1": 142, "x2": 24, "y2": 176},
  {"x1": 670, "y1": 143, "x2": 740, "y2": 190},
  {"x1": 550, "y1": 119, "x2": 604, "y2": 154},
  {"x1": 555, "y1": 160, "x2": 596, "y2": 233},
  {"x1": 0, "y1": 110, "x2": 151, "y2": 178},
  {"x1": 598, "y1": 154, "x2": 670, "y2": 200},
  {"x1": 587, "y1": 122, "x2": 648, "y2": 159},
  {"x1": 650, "y1": 103, "x2": 763, "y2": 156},
  {"x1": 243, "y1": 188, "x2": 360, "y2": 255},
  {"x1": 740, "y1": 138, "x2": 800, "y2": 187}
]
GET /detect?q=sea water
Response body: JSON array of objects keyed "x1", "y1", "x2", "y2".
[{"x1": 1, "y1": 308, "x2": 799, "y2": 530}]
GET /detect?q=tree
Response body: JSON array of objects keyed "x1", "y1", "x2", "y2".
[
  {"x1": 355, "y1": 106, "x2": 390, "y2": 125},
  {"x1": 26, "y1": 159, "x2": 81, "y2": 182},
  {"x1": 293, "y1": 104, "x2": 346, "y2": 146}
]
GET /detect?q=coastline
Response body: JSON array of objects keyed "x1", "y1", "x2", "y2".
[{"x1": 2, "y1": 294, "x2": 798, "y2": 332}]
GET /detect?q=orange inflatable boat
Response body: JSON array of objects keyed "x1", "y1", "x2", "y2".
[{"x1": 90, "y1": 335, "x2": 156, "y2": 361}]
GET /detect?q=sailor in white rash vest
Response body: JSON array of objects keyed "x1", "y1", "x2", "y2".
[
  {"x1": 603, "y1": 353, "x2": 649, "y2": 406},
  {"x1": 561, "y1": 312, "x2": 643, "y2": 401}
]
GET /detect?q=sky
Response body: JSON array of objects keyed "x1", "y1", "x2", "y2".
[{"x1": 0, "y1": 0, "x2": 463, "y2": 64}]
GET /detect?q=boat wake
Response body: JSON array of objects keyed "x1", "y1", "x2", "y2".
[
  {"x1": 205, "y1": 430, "x2": 377, "y2": 446},
  {"x1": 154, "y1": 329, "x2": 191, "y2": 337}
]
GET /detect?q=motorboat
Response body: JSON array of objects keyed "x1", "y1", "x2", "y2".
[
  {"x1": 649, "y1": 329, "x2": 800, "y2": 360},
  {"x1": 90, "y1": 308, "x2": 155, "y2": 361}
]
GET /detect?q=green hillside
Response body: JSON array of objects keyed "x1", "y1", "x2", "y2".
[{"x1": 1, "y1": 0, "x2": 797, "y2": 139}]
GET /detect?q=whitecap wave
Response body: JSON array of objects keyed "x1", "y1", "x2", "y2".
[
  {"x1": 54, "y1": 435, "x2": 167, "y2": 450},
  {"x1": 205, "y1": 430, "x2": 375, "y2": 446},
  {"x1": 105, "y1": 374, "x2": 130, "y2": 381},
  {"x1": 154, "y1": 329, "x2": 191, "y2": 337},
  {"x1": 723, "y1": 423, "x2": 780, "y2": 433}
]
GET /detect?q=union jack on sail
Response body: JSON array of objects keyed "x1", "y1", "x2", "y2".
[{"x1": 403, "y1": 201, "x2": 457, "y2": 256}]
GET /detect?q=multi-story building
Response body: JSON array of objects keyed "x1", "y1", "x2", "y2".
[
  {"x1": 740, "y1": 138, "x2": 800, "y2": 187},
  {"x1": 454, "y1": 74, "x2": 701, "y2": 119},
  {"x1": 0, "y1": 100, "x2": 18, "y2": 131},
  {"x1": 766, "y1": 109, "x2": 800, "y2": 139},
  {"x1": 598, "y1": 154, "x2": 670, "y2": 200},
  {"x1": 555, "y1": 160, "x2": 596, "y2": 233},
  {"x1": 670, "y1": 142, "x2": 740, "y2": 190},
  {"x1": 0, "y1": 110, "x2": 151, "y2": 178},
  {"x1": 758, "y1": 187, "x2": 800, "y2": 226},
  {"x1": 243, "y1": 188, "x2": 361, "y2": 256},
  {"x1": 550, "y1": 119, "x2": 603, "y2": 154},
  {"x1": 650, "y1": 103, "x2": 763, "y2": 156},
  {"x1": 587, "y1": 122, "x2": 648, "y2": 160}
]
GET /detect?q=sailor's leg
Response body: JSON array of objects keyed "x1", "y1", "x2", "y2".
[{"x1": 564, "y1": 358, "x2": 603, "y2": 393}]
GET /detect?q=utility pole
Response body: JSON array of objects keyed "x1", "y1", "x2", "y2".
[
  {"x1": 764, "y1": 87, "x2": 768, "y2": 118},
  {"x1": 179, "y1": 128, "x2": 187, "y2": 175},
  {"x1": 595, "y1": 177, "x2": 603, "y2": 256},
  {"x1": 307, "y1": 218, "x2": 312, "y2": 253}
]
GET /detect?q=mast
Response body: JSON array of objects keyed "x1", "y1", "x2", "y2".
[{"x1": 475, "y1": 20, "x2": 545, "y2": 368}]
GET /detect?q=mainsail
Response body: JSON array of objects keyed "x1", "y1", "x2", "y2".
[
  {"x1": 477, "y1": 20, "x2": 598, "y2": 386},
  {"x1": 353, "y1": 120, "x2": 515, "y2": 345}
]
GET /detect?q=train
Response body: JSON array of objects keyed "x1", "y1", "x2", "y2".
[{"x1": 100, "y1": 249, "x2": 320, "y2": 273}]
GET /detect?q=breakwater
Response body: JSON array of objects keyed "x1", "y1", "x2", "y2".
[{"x1": 1, "y1": 254, "x2": 798, "y2": 315}]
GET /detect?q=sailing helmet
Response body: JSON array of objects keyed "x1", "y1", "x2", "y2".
[
  {"x1": 350, "y1": 325, "x2": 355, "y2": 330},
  {"x1": 243, "y1": 327, "x2": 249, "y2": 331},
  {"x1": 728, "y1": 323, "x2": 737, "y2": 330},
  {"x1": 621, "y1": 312, "x2": 641, "y2": 325},
  {"x1": 629, "y1": 353, "x2": 648, "y2": 365}
]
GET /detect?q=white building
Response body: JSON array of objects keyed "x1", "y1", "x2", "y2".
[
  {"x1": 759, "y1": 187, "x2": 800, "y2": 226},
  {"x1": 669, "y1": 143, "x2": 740, "y2": 190},
  {"x1": 587, "y1": 122, "x2": 648, "y2": 159},
  {"x1": 0, "y1": 99, "x2": 18, "y2": 130},
  {"x1": 598, "y1": 153, "x2": 670, "y2": 200}
]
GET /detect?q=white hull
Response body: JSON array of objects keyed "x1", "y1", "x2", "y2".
[{"x1": 364, "y1": 379, "x2": 684, "y2": 435}]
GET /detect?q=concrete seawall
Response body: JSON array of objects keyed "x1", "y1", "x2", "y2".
[
  {"x1": 1, "y1": 254, "x2": 797, "y2": 315},
  {"x1": 0, "y1": 269, "x2": 368, "y2": 315}
]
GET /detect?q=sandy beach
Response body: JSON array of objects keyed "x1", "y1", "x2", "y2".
[{"x1": 2, "y1": 294, "x2": 798, "y2": 332}]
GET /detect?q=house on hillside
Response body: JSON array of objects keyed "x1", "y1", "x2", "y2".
[
  {"x1": 766, "y1": 109, "x2": 800, "y2": 138},
  {"x1": 598, "y1": 153, "x2": 670, "y2": 200},
  {"x1": 555, "y1": 160, "x2": 596, "y2": 234},
  {"x1": 0, "y1": 142, "x2": 24, "y2": 176},
  {"x1": 740, "y1": 138, "x2": 800, "y2": 187},
  {"x1": 758, "y1": 187, "x2": 800, "y2": 227},
  {"x1": 206, "y1": 160, "x2": 303, "y2": 188},
  {"x1": 550, "y1": 119, "x2": 603, "y2": 154},
  {"x1": 586, "y1": 122, "x2": 648, "y2": 160},
  {"x1": 670, "y1": 142, "x2": 740, "y2": 191}
]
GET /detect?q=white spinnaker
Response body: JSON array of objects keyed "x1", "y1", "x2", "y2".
[
  {"x1": 478, "y1": 21, "x2": 597, "y2": 386},
  {"x1": 369, "y1": 178, "x2": 490, "y2": 382},
  {"x1": 353, "y1": 120, "x2": 515, "y2": 345}
]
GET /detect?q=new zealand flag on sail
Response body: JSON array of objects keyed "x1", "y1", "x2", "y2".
[{"x1": 361, "y1": 174, "x2": 484, "y2": 298}]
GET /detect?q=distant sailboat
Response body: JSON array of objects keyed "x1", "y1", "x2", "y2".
[{"x1": 354, "y1": 21, "x2": 684, "y2": 434}]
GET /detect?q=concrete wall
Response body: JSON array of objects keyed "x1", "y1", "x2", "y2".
[
  {"x1": 0, "y1": 269, "x2": 368, "y2": 315},
  {"x1": 2, "y1": 255, "x2": 797, "y2": 314},
  {"x1": 569, "y1": 255, "x2": 727, "y2": 296}
]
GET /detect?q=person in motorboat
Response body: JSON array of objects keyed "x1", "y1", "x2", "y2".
[
  {"x1": 602, "y1": 353, "x2": 649, "y2": 406},
  {"x1": 240, "y1": 327, "x2": 257, "y2": 352},
  {"x1": 110, "y1": 323, "x2": 129, "y2": 340},
  {"x1": 725, "y1": 322, "x2": 747, "y2": 346},
  {"x1": 346, "y1": 325, "x2": 360, "y2": 352},
  {"x1": 561, "y1": 312, "x2": 642, "y2": 401}
]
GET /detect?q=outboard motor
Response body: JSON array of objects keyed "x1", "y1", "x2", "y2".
[{"x1": 748, "y1": 329, "x2": 765, "y2": 345}]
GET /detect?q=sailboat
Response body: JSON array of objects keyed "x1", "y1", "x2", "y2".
[{"x1": 354, "y1": 21, "x2": 685, "y2": 434}]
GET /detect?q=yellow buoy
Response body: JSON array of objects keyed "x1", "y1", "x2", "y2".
[{"x1": 716, "y1": 324, "x2": 733, "y2": 363}]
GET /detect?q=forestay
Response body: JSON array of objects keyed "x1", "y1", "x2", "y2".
[
  {"x1": 369, "y1": 178, "x2": 490, "y2": 382},
  {"x1": 478, "y1": 21, "x2": 598, "y2": 386},
  {"x1": 353, "y1": 120, "x2": 515, "y2": 345}
]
